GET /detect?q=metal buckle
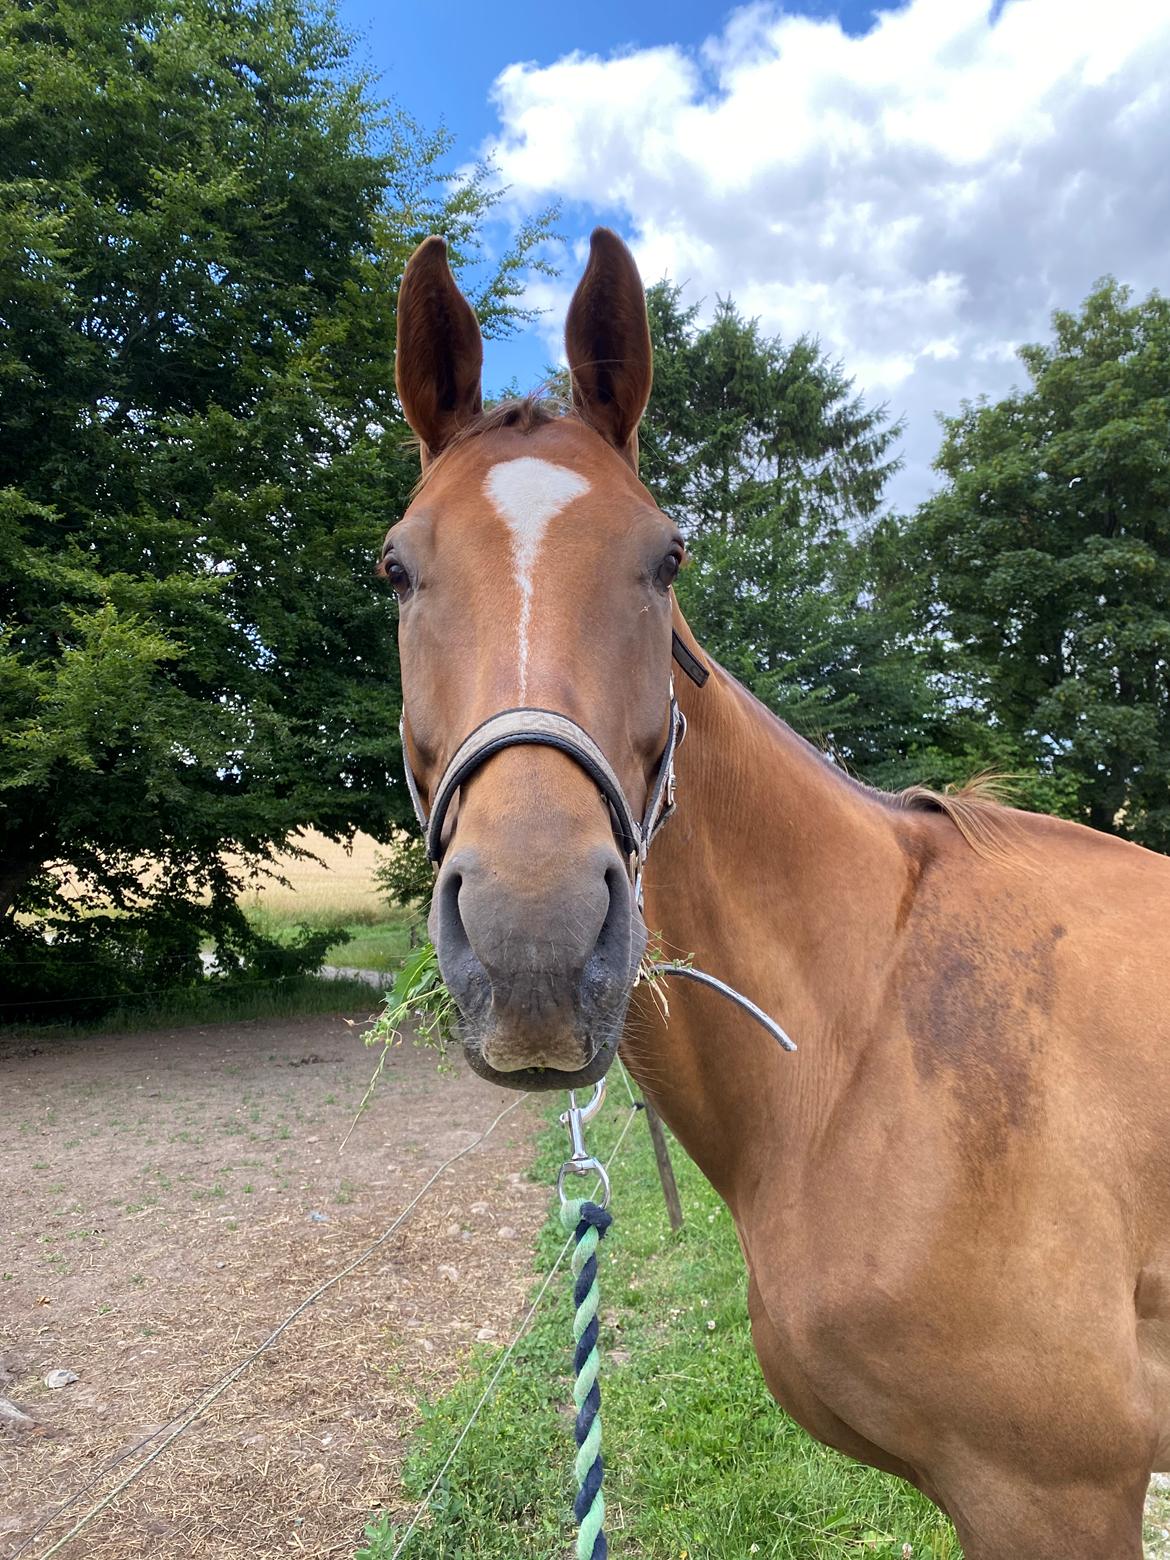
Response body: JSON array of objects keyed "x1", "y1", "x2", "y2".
[{"x1": 557, "y1": 1081, "x2": 610, "y2": 1208}]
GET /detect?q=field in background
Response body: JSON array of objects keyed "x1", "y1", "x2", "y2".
[
  {"x1": 232, "y1": 830, "x2": 423, "y2": 974},
  {"x1": 233, "y1": 830, "x2": 389, "y2": 924}
]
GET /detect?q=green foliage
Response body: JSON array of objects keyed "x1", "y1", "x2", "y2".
[
  {"x1": 642, "y1": 287, "x2": 897, "y2": 542},
  {"x1": 898, "y1": 279, "x2": 1170, "y2": 845},
  {"x1": 340, "y1": 941, "x2": 457, "y2": 1144},
  {"x1": 358, "y1": 1101, "x2": 958, "y2": 1559},
  {"x1": 367, "y1": 939, "x2": 458, "y2": 1062},
  {"x1": 373, "y1": 831, "x2": 434, "y2": 909},
  {"x1": 0, "y1": 0, "x2": 554, "y2": 1000},
  {"x1": 639, "y1": 285, "x2": 951, "y2": 791}
]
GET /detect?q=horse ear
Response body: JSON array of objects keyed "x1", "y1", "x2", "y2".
[
  {"x1": 395, "y1": 236, "x2": 484, "y2": 464},
  {"x1": 564, "y1": 228, "x2": 653, "y2": 468}
]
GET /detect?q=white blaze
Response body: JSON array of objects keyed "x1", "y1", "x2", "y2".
[{"x1": 484, "y1": 457, "x2": 590, "y2": 696}]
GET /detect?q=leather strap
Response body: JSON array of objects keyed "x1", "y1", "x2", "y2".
[
  {"x1": 403, "y1": 699, "x2": 685, "y2": 867},
  {"x1": 425, "y1": 708, "x2": 643, "y2": 864},
  {"x1": 671, "y1": 629, "x2": 709, "y2": 687},
  {"x1": 399, "y1": 630, "x2": 705, "y2": 869}
]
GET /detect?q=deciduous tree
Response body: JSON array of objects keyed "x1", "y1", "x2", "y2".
[
  {"x1": 639, "y1": 284, "x2": 942, "y2": 790},
  {"x1": 0, "y1": 0, "x2": 551, "y2": 1005},
  {"x1": 902, "y1": 280, "x2": 1170, "y2": 846}
]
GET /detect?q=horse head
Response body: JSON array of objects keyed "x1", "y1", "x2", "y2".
[{"x1": 385, "y1": 229, "x2": 685, "y2": 1090}]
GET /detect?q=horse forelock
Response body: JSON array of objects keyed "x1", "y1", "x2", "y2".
[{"x1": 408, "y1": 393, "x2": 576, "y2": 499}]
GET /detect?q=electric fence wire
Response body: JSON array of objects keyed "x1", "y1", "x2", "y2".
[{"x1": 13, "y1": 1094, "x2": 530, "y2": 1559}]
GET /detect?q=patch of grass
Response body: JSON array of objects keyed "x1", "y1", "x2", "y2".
[
  {"x1": 336, "y1": 922, "x2": 421, "y2": 971},
  {"x1": 358, "y1": 1102, "x2": 959, "y2": 1560},
  {"x1": 1, "y1": 974, "x2": 380, "y2": 1042},
  {"x1": 241, "y1": 902, "x2": 422, "y2": 973}
]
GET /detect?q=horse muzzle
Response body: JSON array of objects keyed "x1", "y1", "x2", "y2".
[{"x1": 429, "y1": 844, "x2": 645, "y2": 1092}]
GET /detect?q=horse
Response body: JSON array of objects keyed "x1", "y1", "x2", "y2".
[{"x1": 383, "y1": 227, "x2": 1170, "y2": 1557}]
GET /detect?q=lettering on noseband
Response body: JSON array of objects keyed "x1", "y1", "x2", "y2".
[{"x1": 484, "y1": 457, "x2": 591, "y2": 697}]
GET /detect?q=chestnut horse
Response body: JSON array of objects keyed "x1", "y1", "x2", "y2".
[{"x1": 385, "y1": 228, "x2": 1170, "y2": 1557}]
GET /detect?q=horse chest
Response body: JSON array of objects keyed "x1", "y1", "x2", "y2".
[
  {"x1": 733, "y1": 1182, "x2": 964, "y2": 1467},
  {"x1": 740, "y1": 1248, "x2": 931, "y2": 1482}
]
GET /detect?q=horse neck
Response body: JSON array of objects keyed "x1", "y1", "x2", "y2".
[{"x1": 634, "y1": 658, "x2": 916, "y2": 1208}]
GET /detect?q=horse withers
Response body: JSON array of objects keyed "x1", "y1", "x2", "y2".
[{"x1": 383, "y1": 228, "x2": 1170, "y2": 1558}]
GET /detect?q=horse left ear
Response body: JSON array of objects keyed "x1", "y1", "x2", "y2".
[{"x1": 564, "y1": 228, "x2": 653, "y2": 469}]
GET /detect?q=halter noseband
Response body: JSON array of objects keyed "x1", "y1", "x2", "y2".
[{"x1": 401, "y1": 631, "x2": 708, "y2": 891}]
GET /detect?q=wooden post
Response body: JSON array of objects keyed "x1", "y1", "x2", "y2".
[{"x1": 643, "y1": 1102, "x2": 684, "y2": 1232}]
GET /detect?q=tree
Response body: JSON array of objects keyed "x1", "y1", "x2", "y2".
[
  {"x1": 901, "y1": 280, "x2": 1170, "y2": 847},
  {"x1": 639, "y1": 284, "x2": 944, "y2": 790},
  {"x1": 0, "y1": 0, "x2": 552, "y2": 1008}
]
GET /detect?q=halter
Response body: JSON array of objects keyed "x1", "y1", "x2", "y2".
[
  {"x1": 400, "y1": 635, "x2": 796, "y2": 1055},
  {"x1": 400, "y1": 631, "x2": 708, "y2": 899}
]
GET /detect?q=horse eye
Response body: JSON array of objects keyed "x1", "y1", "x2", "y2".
[
  {"x1": 656, "y1": 547, "x2": 683, "y2": 590},
  {"x1": 384, "y1": 556, "x2": 411, "y2": 594}
]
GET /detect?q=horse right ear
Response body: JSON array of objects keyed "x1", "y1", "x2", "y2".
[
  {"x1": 564, "y1": 228, "x2": 653, "y2": 469},
  {"x1": 395, "y1": 236, "x2": 484, "y2": 464}
]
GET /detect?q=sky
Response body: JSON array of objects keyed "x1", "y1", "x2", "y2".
[{"x1": 338, "y1": 0, "x2": 1170, "y2": 511}]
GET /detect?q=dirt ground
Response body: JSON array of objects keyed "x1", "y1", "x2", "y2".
[{"x1": 0, "y1": 1011, "x2": 547, "y2": 1558}]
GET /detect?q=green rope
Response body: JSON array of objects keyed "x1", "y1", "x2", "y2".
[{"x1": 560, "y1": 1197, "x2": 613, "y2": 1560}]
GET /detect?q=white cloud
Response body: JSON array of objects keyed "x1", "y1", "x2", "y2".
[{"x1": 482, "y1": 0, "x2": 1170, "y2": 508}]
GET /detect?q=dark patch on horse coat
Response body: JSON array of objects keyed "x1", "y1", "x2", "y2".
[{"x1": 902, "y1": 906, "x2": 1066, "y2": 1172}]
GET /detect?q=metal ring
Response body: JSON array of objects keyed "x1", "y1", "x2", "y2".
[{"x1": 557, "y1": 1157, "x2": 611, "y2": 1209}]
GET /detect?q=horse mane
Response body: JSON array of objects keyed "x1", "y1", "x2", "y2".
[
  {"x1": 410, "y1": 393, "x2": 573, "y2": 497},
  {"x1": 887, "y1": 774, "x2": 1018, "y2": 860}
]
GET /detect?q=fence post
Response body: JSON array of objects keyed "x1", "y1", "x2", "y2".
[{"x1": 643, "y1": 1102, "x2": 684, "y2": 1232}]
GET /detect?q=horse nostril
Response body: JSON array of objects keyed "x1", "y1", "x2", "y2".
[
  {"x1": 430, "y1": 857, "x2": 491, "y2": 1019},
  {"x1": 431, "y1": 844, "x2": 638, "y2": 1054},
  {"x1": 580, "y1": 858, "x2": 636, "y2": 1008}
]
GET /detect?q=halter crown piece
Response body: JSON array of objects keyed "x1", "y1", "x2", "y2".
[{"x1": 399, "y1": 632, "x2": 708, "y2": 904}]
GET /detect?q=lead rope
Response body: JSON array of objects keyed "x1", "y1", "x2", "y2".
[
  {"x1": 560, "y1": 1197, "x2": 613, "y2": 1560},
  {"x1": 558, "y1": 1083, "x2": 614, "y2": 1557},
  {"x1": 554, "y1": 969, "x2": 795, "y2": 1556}
]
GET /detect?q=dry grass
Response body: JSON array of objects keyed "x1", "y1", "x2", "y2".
[{"x1": 231, "y1": 831, "x2": 389, "y2": 924}]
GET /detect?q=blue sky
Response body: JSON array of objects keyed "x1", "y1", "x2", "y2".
[
  {"x1": 337, "y1": 1, "x2": 1170, "y2": 510},
  {"x1": 339, "y1": 2, "x2": 881, "y2": 157},
  {"x1": 337, "y1": 1, "x2": 881, "y2": 391}
]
